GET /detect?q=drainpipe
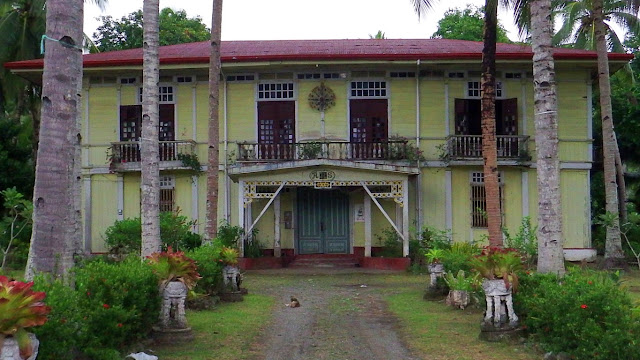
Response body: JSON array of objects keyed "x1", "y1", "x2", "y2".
[
  {"x1": 223, "y1": 71, "x2": 231, "y2": 223},
  {"x1": 415, "y1": 60, "x2": 423, "y2": 232}
]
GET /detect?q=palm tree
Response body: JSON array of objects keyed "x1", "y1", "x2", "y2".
[
  {"x1": 412, "y1": 0, "x2": 503, "y2": 247},
  {"x1": 552, "y1": 0, "x2": 640, "y2": 267},
  {"x1": 205, "y1": 0, "x2": 223, "y2": 242},
  {"x1": 515, "y1": 0, "x2": 566, "y2": 274},
  {"x1": 140, "y1": 0, "x2": 161, "y2": 257},
  {"x1": 24, "y1": 0, "x2": 85, "y2": 279}
]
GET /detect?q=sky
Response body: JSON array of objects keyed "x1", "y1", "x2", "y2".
[{"x1": 83, "y1": 0, "x2": 526, "y2": 42}]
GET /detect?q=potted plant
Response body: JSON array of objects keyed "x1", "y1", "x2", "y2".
[
  {"x1": 443, "y1": 270, "x2": 479, "y2": 309},
  {"x1": 219, "y1": 247, "x2": 244, "y2": 301},
  {"x1": 470, "y1": 247, "x2": 523, "y2": 330},
  {"x1": 0, "y1": 276, "x2": 50, "y2": 360},
  {"x1": 147, "y1": 248, "x2": 200, "y2": 331}
]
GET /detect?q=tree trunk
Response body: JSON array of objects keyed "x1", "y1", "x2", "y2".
[
  {"x1": 613, "y1": 131, "x2": 627, "y2": 224},
  {"x1": 593, "y1": 0, "x2": 625, "y2": 268},
  {"x1": 530, "y1": 0, "x2": 565, "y2": 275},
  {"x1": 481, "y1": 1, "x2": 502, "y2": 247},
  {"x1": 140, "y1": 0, "x2": 161, "y2": 258},
  {"x1": 205, "y1": 0, "x2": 223, "y2": 242},
  {"x1": 25, "y1": 0, "x2": 84, "y2": 279}
]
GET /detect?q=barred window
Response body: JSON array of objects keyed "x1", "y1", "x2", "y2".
[
  {"x1": 258, "y1": 82, "x2": 295, "y2": 100},
  {"x1": 350, "y1": 81, "x2": 387, "y2": 98},
  {"x1": 470, "y1": 172, "x2": 504, "y2": 228},
  {"x1": 159, "y1": 176, "x2": 175, "y2": 212},
  {"x1": 467, "y1": 81, "x2": 504, "y2": 98}
]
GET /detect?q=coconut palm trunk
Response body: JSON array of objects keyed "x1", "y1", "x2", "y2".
[
  {"x1": 530, "y1": 0, "x2": 565, "y2": 275},
  {"x1": 205, "y1": 0, "x2": 223, "y2": 242},
  {"x1": 140, "y1": 0, "x2": 161, "y2": 258},
  {"x1": 25, "y1": 0, "x2": 84, "y2": 279},
  {"x1": 481, "y1": 1, "x2": 502, "y2": 247},
  {"x1": 593, "y1": 0, "x2": 625, "y2": 268}
]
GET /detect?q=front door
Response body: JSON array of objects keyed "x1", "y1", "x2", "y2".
[{"x1": 297, "y1": 188, "x2": 350, "y2": 254}]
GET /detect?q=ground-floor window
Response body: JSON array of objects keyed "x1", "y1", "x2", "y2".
[
  {"x1": 159, "y1": 175, "x2": 176, "y2": 212},
  {"x1": 470, "y1": 171, "x2": 504, "y2": 228}
]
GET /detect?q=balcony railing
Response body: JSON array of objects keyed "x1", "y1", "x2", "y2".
[
  {"x1": 237, "y1": 140, "x2": 411, "y2": 162},
  {"x1": 446, "y1": 135, "x2": 530, "y2": 160},
  {"x1": 110, "y1": 140, "x2": 197, "y2": 165}
]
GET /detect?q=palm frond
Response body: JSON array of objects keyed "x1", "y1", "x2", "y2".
[{"x1": 411, "y1": 0, "x2": 436, "y2": 18}]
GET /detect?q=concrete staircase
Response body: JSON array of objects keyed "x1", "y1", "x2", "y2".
[{"x1": 287, "y1": 254, "x2": 360, "y2": 269}]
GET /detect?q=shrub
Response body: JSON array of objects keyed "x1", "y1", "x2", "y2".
[
  {"x1": 502, "y1": 216, "x2": 537, "y2": 267},
  {"x1": 147, "y1": 247, "x2": 201, "y2": 290},
  {"x1": 187, "y1": 242, "x2": 224, "y2": 295},
  {"x1": 217, "y1": 221, "x2": 245, "y2": 248},
  {"x1": 104, "y1": 211, "x2": 202, "y2": 257},
  {"x1": 376, "y1": 227, "x2": 403, "y2": 258},
  {"x1": 32, "y1": 276, "x2": 83, "y2": 360},
  {"x1": 516, "y1": 269, "x2": 640, "y2": 360},
  {"x1": 74, "y1": 257, "x2": 160, "y2": 352},
  {"x1": 440, "y1": 242, "x2": 482, "y2": 274}
]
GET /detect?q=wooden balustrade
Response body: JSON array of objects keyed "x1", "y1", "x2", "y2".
[
  {"x1": 110, "y1": 140, "x2": 196, "y2": 164},
  {"x1": 446, "y1": 135, "x2": 530, "y2": 160},
  {"x1": 237, "y1": 140, "x2": 410, "y2": 162}
]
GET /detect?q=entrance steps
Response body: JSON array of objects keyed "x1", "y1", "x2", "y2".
[{"x1": 287, "y1": 254, "x2": 360, "y2": 269}]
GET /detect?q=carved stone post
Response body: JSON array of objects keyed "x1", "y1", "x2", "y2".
[{"x1": 479, "y1": 279, "x2": 521, "y2": 342}]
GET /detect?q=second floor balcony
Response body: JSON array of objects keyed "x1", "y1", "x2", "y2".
[
  {"x1": 446, "y1": 135, "x2": 530, "y2": 161},
  {"x1": 109, "y1": 140, "x2": 197, "y2": 171},
  {"x1": 237, "y1": 140, "x2": 414, "y2": 162}
]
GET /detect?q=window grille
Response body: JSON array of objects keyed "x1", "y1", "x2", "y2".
[
  {"x1": 159, "y1": 176, "x2": 175, "y2": 212},
  {"x1": 470, "y1": 172, "x2": 504, "y2": 228},
  {"x1": 176, "y1": 76, "x2": 193, "y2": 83},
  {"x1": 226, "y1": 74, "x2": 255, "y2": 82},
  {"x1": 119, "y1": 77, "x2": 137, "y2": 84},
  {"x1": 138, "y1": 86, "x2": 175, "y2": 104},
  {"x1": 257, "y1": 82, "x2": 295, "y2": 100},
  {"x1": 466, "y1": 81, "x2": 504, "y2": 98},
  {"x1": 389, "y1": 71, "x2": 416, "y2": 78},
  {"x1": 350, "y1": 81, "x2": 387, "y2": 98}
]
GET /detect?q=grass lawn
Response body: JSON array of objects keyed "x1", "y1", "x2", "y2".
[
  {"x1": 152, "y1": 293, "x2": 276, "y2": 360},
  {"x1": 622, "y1": 268, "x2": 640, "y2": 302}
]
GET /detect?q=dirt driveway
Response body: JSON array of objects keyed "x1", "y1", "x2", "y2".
[{"x1": 246, "y1": 268, "x2": 419, "y2": 360}]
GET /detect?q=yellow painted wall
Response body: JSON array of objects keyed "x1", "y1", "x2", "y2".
[
  {"x1": 120, "y1": 86, "x2": 138, "y2": 106},
  {"x1": 558, "y1": 81, "x2": 588, "y2": 140},
  {"x1": 421, "y1": 168, "x2": 446, "y2": 230},
  {"x1": 561, "y1": 170, "x2": 591, "y2": 248},
  {"x1": 176, "y1": 84, "x2": 193, "y2": 140},
  {"x1": 123, "y1": 174, "x2": 140, "y2": 219},
  {"x1": 297, "y1": 81, "x2": 348, "y2": 140},
  {"x1": 90, "y1": 174, "x2": 118, "y2": 253},
  {"x1": 390, "y1": 79, "x2": 416, "y2": 138},
  {"x1": 88, "y1": 86, "x2": 118, "y2": 166}
]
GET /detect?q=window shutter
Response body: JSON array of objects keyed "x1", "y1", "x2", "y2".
[
  {"x1": 454, "y1": 99, "x2": 470, "y2": 135},
  {"x1": 500, "y1": 98, "x2": 518, "y2": 135}
]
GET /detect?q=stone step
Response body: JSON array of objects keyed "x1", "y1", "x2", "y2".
[{"x1": 287, "y1": 255, "x2": 360, "y2": 268}]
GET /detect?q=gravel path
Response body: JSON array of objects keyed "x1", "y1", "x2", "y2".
[{"x1": 248, "y1": 269, "x2": 418, "y2": 360}]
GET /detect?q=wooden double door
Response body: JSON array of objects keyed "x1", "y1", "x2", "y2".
[{"x1": 297, "y1": 188, "x2": 350, "y2": 254}]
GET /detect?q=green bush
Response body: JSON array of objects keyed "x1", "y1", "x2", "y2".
[
  {"x1": 375, "y1": 227, "x2": 403, "y2": 258},
  {"x1": 32, "y1": 258, "x2": 161, "y2": 359},
  {"x1": 32, "y1": 276, "x2": 83, "y2": 360},
  {"x1": 440, "y1": 242, "x2": 481, "y2": 274},
  {"x1": 104, "y1": 211, "x2": 202, "y2": 257},
  {"x1": 74, "y1": 257, "x2": 160, "y2": 353},
  {"x1": 502, "y1": 216, "x2": 537, "y2": 267},
  {"x1": 515, "y1": 269, "x2": 640, "y2": 360},
  {"x1": 187, "y1": 242, "x2": 225, "y2": 295}
]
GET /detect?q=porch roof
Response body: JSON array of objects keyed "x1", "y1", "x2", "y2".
[
  {"x1": 228, "y1": 159, "x2": 419, "y2": 181},
  {"x1": 4, "y1": 38, "x2": 633, "y2": 70}
]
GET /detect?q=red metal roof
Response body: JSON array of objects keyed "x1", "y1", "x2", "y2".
[{"x1": 4, "y1": 39, "x2": 633, "y2": 70}]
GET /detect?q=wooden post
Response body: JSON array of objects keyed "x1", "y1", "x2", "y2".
[
  {"x1": 274, "y1": 194, "x2": 281, "y2": 257},
  {"x1": 364, "y1": 194, "x2": 372, "y2": 257},
  {"x1": 403, "y1": 179, "x2": 410, "y2": 257}
]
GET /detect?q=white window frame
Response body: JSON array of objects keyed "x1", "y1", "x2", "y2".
[
  {"x1": 138, "y1": 84, "x2": 175, "y2": 104},
  {"x1": 226, "y1": 73, "x2": 256, "y2": 82},
  {"x1": 256, "y1": 81, "x2": 296, "y2": 101},
  {"x1": 175, "y1": 75, "x2": 195, "y2": 83},
  {"x1": 389, "y1": 71, "x2": 417, "y2": 79},
  {"x1": 348, "y1": 79, "x2": 389, "y2": 99},
  {"x1": 470, "y1": 171, "x2": 505, "y2": 228},
  {"x1": 466, "y1": 80, "x2": 505, "y2": 99}
]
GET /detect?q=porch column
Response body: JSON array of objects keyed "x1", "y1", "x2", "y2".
[
  {"x1": 364, "y1": 194, "x2": 372, "y2": 257},
  {"x1": 402, "y1": 179, "x2": 410, "y2": 257},
  {"x1": 274, "y1": 193, "x2": 281, "y2": 257},
  {"x1": 116, "y1": 174, "x2": 124, "y2": 221}
]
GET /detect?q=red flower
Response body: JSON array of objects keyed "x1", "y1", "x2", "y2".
[
  {"x1": 580, "y1": 304, "x2": 588, "y2": 309},
  {"x1": 117, "y1": 323, "x2": 123, "y2": 328},
  {"x1": 86, "y1": 291, "x2": 91, "y2": 296},
  {"x1": 103, "y1": 304, "x2": 110, "y2": 309},
  {"x1": 588, "y1": 281, "x2": 593, "y2": 285}
]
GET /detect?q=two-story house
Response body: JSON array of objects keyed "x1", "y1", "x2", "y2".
[{"x1": 5, "y1": 39, "x2": 632, "y2": 262}]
